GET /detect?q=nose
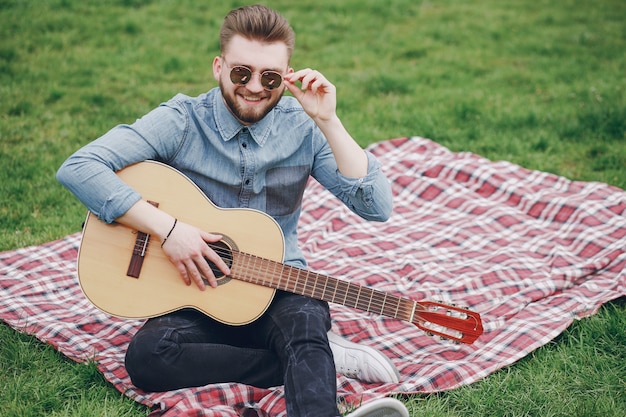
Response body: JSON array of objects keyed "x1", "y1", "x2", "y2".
[{"x1": 245, "y1": 73, "x2": 265, "y2": 93}]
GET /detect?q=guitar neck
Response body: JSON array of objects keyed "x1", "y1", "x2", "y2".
[{"x1": 231, "y1": 251, "x2": 416, "y2": 322}]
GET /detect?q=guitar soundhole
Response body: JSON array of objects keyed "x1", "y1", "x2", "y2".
[{"x1": 204, "y1": 239, "x2": 234, "y2": 286}]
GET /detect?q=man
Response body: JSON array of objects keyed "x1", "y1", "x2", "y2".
[{"x1": 58, "y1": 5, "x2": 408, "y2": 417}]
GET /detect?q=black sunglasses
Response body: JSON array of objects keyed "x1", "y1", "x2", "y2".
[{"x1": 224, "y1": 59, "x2": 283, "y2": 91}]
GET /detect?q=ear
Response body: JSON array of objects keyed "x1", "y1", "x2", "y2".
[{"x1": 212, "y1": 56, "x2": 222, "y2": 81}]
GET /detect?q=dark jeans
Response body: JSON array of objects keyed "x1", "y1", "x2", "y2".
[{"x1": 125, "y1": 291, "x2": 339, "y2": 416}]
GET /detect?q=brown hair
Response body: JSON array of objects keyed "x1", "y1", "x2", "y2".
[{"x1": 220, "y1": 4, "x2": 295, "y2": 59}]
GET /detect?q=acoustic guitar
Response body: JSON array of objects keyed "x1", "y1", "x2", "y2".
[{"x1": 77, "y1": 161, "x2": 483, "y2": 344}]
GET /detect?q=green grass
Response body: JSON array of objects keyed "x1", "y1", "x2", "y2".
[
  {"x1": 1, "y1": 323, "x2": 148, "y2": 417},
  {"x1": 1, "y1": 0, "x2": 625, "y2": 415}
]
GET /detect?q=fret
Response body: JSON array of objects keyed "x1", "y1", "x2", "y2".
[
  {"x1": 252, "y1": 255, "x2": 261, "y2": 284},
  {"x1": 244, "y1": 253, "x2": 255, "y2": 284},
  {"x1": 330, "y1": 279, "x2": 341, "y2": 304},
  {"x1": 291, "y1": 265, "x2": 299, "y2": 292},
  {"x1": 256, "y1": 255, "x2": 266, "y2": 285},
  {"x1": 366, "y1": 287, "x2": 374, "y2": 313},
  {"x1": 277, "y1": 262, "x2": 288, "y2": 291},
  {"x1": 288, "y1": 266, "x2": 297, "y2": 294},
  {"x1": 293, "y1": 268, "x2": 303, "y2": 294},
  {"x1": 379, "y1": 292, "x2": 388, "y2": 315},
  {"x1": 310, "y1": 272, "x2": 320, "y2": 299},
  {"x1": 264, "y1": 257, "x2": 274, "y2": 286},
  {"x1": 380, "y1": 292, "x2": 388, "y2": 316},
  {"x1": 393, "y1": 295, "x2": 401, "y2": 319},
  {"x1": 234, "y1": 252, "x2": 247, "y2": 283},
  {"x1": 356, "y1": 286, "x2": 373, "y2": 312},
  {"x1": 315, "y1": 274, "x2": 324, "y2": 300},
  {"x1": 240, "y1": 252, "x2": 251, "y2": 283},
  {"x1": 326, "y1": 279, "x2": 338, "y2": 303},
  {"x1": 287, "y1": 265, "x2": 296, "y2": 293},
  {"x1": 250, "y1": 252, "x2": 267, "y2": 285},
  {"x1": 340, "y1": 280, "x2": 350, "y2": 306},
  {"x1": 274, "y1": 261, "x2": 281, "y2": 290},
  {"x1": 294, "y1": 269, "x2": 304, "y2": 295},
  {"x1": 320, "y1": 275, "x2": 329, "y2": 302},
  {"x1": 286, "y1": 263, "x2": 295, "y2": 292},
  {"x1": 301, "y1": 270, "x2": 310, "y2": 296},
  {"x1": 353, "y1": 285, "x2": 362, "y2": 310},
  {"x1": 382, "y1": 295, "x2": 395, "y2": 318},
  {"x1": 269, "y1": 257, "x2": 280, "y2": 288},
  {"x1": 251, "y1": 254, "x2": 262, "y2": 285}
]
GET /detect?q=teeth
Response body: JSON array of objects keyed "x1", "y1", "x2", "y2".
[{"x1": 243, "y1": 96, "x2": 262, "y2": 102}]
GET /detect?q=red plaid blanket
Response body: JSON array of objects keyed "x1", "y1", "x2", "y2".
[{"x1": 2, "y1": 137, "x2": 625, "y2": 416}]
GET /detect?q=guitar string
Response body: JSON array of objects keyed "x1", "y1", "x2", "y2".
[
  {"x1": 134, "y1": 240, "x2": 473, "y2": 339},
  {"x1": 136, "y1": 240, "x2": 421, "y2": 318},
  {"x1": 215, "y1": 248, "x2": 475, "y2": 340},
  {"x1": 137, "y1": 242, "x2": 474, "y2": 323},
  {"x1": 232, "y1": 251, "x2": 410, "y2": 319},
  {"x1": 211, "y1": 247, "x2": 470, "y2": 340}
]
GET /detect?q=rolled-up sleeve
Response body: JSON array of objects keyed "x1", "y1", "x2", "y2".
[
  {"x1": 336, "y1": 151, "x2": 393, "y2": 221},
  {"x1": 56, "y1": 135, "x2": 145, "y2": 223},
  {"x1": 56, "y1": 98, "x2": 188, "y2": 223},
  {"x1": 313, "y1": 147, "x2": 393, "y2": 222}
]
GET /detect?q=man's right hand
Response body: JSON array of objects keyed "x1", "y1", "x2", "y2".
[
  {"x1": 117, "y1": 200, "x2": 231, "y2": 290},
  {"x1": 160, "y1": 221, "x2": 230, "y2": 290}
]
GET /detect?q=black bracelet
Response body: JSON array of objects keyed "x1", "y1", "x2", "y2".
[{"x1": 160, "y1": 218, "x2": 178, "y2": 248}]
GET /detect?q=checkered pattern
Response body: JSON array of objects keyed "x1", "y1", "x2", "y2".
[{"x1": 1, "y1": 137, "x2": 625, "y2": 416}]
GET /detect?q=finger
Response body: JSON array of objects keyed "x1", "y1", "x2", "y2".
[
  {"x1": 309, "y1": 77, "x2": 328, "y2": 94},
  {"x1": 286, "y1": 68, "x2": 318, "y2": 87},
  {"x1": 284, "y1": 78, "x2": 305, "y2": 100},
  {"x1": 299, "y1": 71, "x2": 320, "y2": 91},
  {"x1": 200, "y1": 232, "x2": 231, "y2": 276},
  {"x1": 285, "y1": 68, "x2": 311, "y2": 82},
  {"x1": 185, "y1": 258, "x2": 208, "y2": 291},
  {"x1": 175, "y1": 261, "x2": 192, "y2": 286},
  {"x1": 194, "y1": 255, "x2": 220, "y2": 289}
]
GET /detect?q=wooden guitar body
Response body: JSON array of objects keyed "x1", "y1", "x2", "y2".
[{"x1": 78, "y1": 161, "x2": 281, "y2": 325}]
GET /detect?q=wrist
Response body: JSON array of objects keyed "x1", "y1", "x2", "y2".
[{"x1": 160, "y1": 218, "x2": 178, "y2": 247}]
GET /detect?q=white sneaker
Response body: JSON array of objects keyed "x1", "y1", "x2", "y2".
[
  {"x1": 344, "y1": 398, "x2": 409, "y2": 417},
  {"x1": 328, "y1": 332, "x2": 400, "y2": 384}
]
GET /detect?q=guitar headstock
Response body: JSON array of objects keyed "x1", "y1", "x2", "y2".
[{"x1": 413, "y1": 301, "x2": 483, "y2": 344}]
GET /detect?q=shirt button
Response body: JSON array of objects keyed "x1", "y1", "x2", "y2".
[
  {"x1": 245, "y1": 179, "x2": 251, "y2": 185},
  {"x1": 242, "y1": 142, "x2": 247, "y2": 148}
]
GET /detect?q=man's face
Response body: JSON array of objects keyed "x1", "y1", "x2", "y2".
[{"x1": 213, "y1": 35, "x2": 292, "y2": 125}]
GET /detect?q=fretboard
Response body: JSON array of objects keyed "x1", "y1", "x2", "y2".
[{"x1": 231, "y1": 251, "x2": 417, "y2": 322}]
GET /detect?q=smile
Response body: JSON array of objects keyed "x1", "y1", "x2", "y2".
[{"x1": 242, "y1": 95, "x2": 263, "y2": 102}]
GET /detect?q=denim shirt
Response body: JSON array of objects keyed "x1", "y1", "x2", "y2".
[{"x1": 57, "y1": 88, "x2": 392, "y2": 267}]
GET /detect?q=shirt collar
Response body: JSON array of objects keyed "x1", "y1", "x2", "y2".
[{"x1": 212, "y1": 88, "x2": 274, "y2": 147}]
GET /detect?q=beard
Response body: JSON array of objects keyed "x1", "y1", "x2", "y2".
[{"x1": 219, "y1": 79, "x2": 284, "y2": 125}]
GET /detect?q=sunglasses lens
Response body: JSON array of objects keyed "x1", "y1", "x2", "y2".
[
  {"x1": 261, "y1": 72, "x2": 282, "y2": 90},
  {"x1": 230, "y1": 66, "x2": 252, "y2": 85}
]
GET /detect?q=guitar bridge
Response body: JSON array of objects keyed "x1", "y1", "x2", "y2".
[{"x1": 126, "y1": 200, "x2": 159, "y2": 278}]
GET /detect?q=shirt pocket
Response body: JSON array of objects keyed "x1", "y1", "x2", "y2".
[{"x1": 265, "y1": 165, "x2": 310, "y2": 216}]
